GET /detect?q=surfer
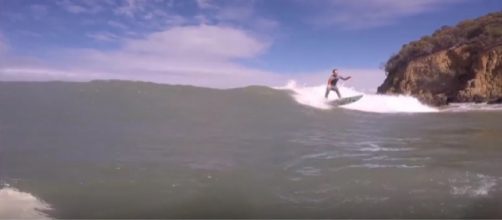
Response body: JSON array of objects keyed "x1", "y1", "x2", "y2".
[{"x1": 325, "y1": 68, "x2": 351, "y2": 99}]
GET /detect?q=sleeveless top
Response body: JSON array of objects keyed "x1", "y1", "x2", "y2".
[{"x1": 328, "y1": 75, "x2": 339, "y2": 87}]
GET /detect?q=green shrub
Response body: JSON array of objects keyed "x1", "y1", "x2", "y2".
[{"x1": 385, "y1": 12, "x2": 502, "y2": 74}]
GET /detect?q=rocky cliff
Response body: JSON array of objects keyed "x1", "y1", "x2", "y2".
[{"x1": 378, "y1": 12, "x2": 502, "y2": 106}]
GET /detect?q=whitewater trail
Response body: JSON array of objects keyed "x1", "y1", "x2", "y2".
[
  {"x1": 277, "y1": 81, "x2": 438, "y2": 113},
  {"x1": 0, "y1": 186, "x2": 52, "y2": 219}
]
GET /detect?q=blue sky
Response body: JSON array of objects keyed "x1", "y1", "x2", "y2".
[{"x1": 0, "y1": 0, "x2": 500, "y2": 89}]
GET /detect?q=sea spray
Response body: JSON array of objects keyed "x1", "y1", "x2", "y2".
[
  {"x1": 0, "y1": 186, "x2": 52, "y2": 219},
  {"x1": 278, "y1": 80, "x2": 438, "y2": 113}
]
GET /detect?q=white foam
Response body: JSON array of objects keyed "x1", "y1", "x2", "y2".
[
  {"x1": 277, "y1": 81, "x2": 331, "y2": 110},
  {"x1": 363, "y1": 155, "x2": 431, "y2": 161},
  {"x1": 449, "y1": 173, "x2": 497, "y2": 197},
  {"x1": 332, "y1": 164, "x2": 424, "y2": 171},
  {"x1": 349, "y1": 164, "x2": 424, "y2": 169},
  {"x1": 301, "y1": 151, "x2": 369, "y2": 160},
  {"x1": 296, "y1": 166, "x2": 321, "y2": 176},
  {"x1": 0, "y1": 186, "x2": 52, "y2": 219},
  {"x1": 356, "y1": 142, "x2": 414, "y2": 152},
  {"x1": 277, "y1": 80, "x2": 438, "y2": 113},
  {"x1": 443, "y1": 103, "x2": 502, "y2": 112}
]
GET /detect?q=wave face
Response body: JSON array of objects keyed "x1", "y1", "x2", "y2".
[{"x1": 278, "y1": 81, "x2": 438, "y2": 113}]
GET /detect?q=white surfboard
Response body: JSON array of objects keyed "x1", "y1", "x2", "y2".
[{"x1": 329, "y1": 95, "x2": 363, "y2": 106}]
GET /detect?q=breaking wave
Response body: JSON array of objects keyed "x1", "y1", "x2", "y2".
[
  {"x1": 0, "y1": 186, "x2": 52, "y2": 219},
  {"x1": 277, "y1": 81, "x2": 438, "y2": 113}
]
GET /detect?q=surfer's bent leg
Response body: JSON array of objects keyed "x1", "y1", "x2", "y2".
[{"x1": 334, "y1": 87, "x2": 341, "y2": 99}]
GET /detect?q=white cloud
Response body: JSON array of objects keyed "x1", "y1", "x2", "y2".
[
  {"x1": 87, "y1": 32, "x2": 120, "y2": 42},
  {"x1": 143, "y1": 9, "x2": 166, "y2": 20},
  {"x1": 107, "y1": 20, "x2": 129, "y2": 30},
  {"x1": 57, "y1": 0, "x2": 86, "y2": 14},
  {"x1": 194, "y1": 0, "x2": 256, "y2": 23},
  {"x1": 196, "y1": 0, "x2": 218, "y2": 10},
  {"x1": 123, "y1": 25, "x2": 268, "y2": 60},
  {"x1": 2, "y1": 0, "x2": 399, "y2": 89},
  {"x1": 214, "y1": 0, "x2": 256, "y2": 22},
  {"x1": 0, "y1": 25, "x2": 284, "y2": 88},
  {"x1": 163, "y1": 14, "x2": 187, "y2": 26},
  {"x1": 141, "y1": 11, "x2": 187, "y2": 28},
  {"x1": 114, "y1": 0, "x2": 148, "y2": 17},
  {"x1": 110, "y1": 0, "x2": 181, "y2": 28},
  {"x1": 0, "y1": 68, "x2": 87, "y2": 81},
  {"x1": 194, "y1": 0, "x2": 280, "y2": 34},
  {"x1": 56, "y1": 0, "x2": 175, "y2": 19},
  {"x1": 56, "y1": 0, "x2": 107, "y2": 14},
  {"x1": 2, "y1": 23, "x2": 385, "y2": 90},
  {"x1": 76, "y1": 25, "x2": 272, "y2": 85},
  {"x1": 310, "y1": 0, "x2": 463, "y2": 29}
]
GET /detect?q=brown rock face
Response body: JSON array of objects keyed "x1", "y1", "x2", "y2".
[
  {"x1": 378, "y1": 46, "x2": 502, "y2": 106},
  {"x1": 378, "y1": 12, "x2": 502, "y2": 106}
]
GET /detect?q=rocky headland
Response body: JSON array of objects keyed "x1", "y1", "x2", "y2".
[{"x1": 378, "y1": 12, "x2": 502, "y2": 106}]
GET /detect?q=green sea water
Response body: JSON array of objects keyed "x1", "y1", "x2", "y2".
[{"x1": 1, "y1": 81, "x2": 501, "y2": 218}]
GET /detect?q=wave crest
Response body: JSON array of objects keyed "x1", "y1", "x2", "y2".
[
  {"x1": 0, "y1": 186, "x2": 52, "y2": 219},
  {"x1": 278, "y1": 80, "x2": 438, "y2": 113}
]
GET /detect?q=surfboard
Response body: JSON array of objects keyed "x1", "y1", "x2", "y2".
[{"x1": 329, "y1": 95, "x2": 363, "y2": 106}]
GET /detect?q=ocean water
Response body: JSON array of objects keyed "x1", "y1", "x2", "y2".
[{"x1": 1, "y1": 81, "x2": 502, "y2": 218}]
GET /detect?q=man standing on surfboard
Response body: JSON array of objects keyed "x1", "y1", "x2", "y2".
[{"x1": 325, "y1": 68, "x2": 351, "y2": 99}]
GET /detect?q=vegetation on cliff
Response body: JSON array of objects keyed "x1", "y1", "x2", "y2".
[
  {"x1": 385, "y1": 12, "x2": 502, "y2": 75},
  {"x1": 379, "y1": 12, "x2": 502, "y2": 106}
]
